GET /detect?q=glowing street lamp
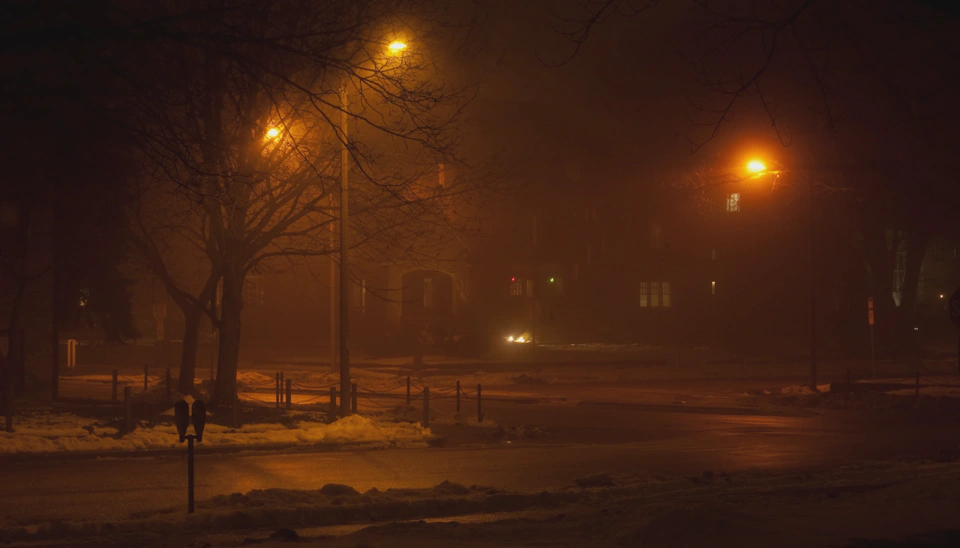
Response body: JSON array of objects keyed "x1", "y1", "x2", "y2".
[
  {"x1": 265, "y1": 127, "x2": 281, "y2": 139},
  {"x1": 746, "y1": 159, "x2": 767, "y2": 174},
  {"x1": 387, "y1": 40, "x2": 408, "y2": 54}
]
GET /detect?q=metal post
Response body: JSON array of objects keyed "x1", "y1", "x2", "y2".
[
  {"x1": 870, "y1": 322, "x2": 876, "y2": 379},
  {"x1": 808, "y1": 177, "x2": 817, "y2": 391},
  {"x1": 406, "y1": 376, "x2": 411, "y2": 405},
  {"x1": 285, "y1": 378, "x2": 292, "y2": 410},
  {"x1": 233, "y1": 392, "x2": 239, "y2": 429},
  {"x1": 275, "y1": 372, "x2": 280, "y2": 408},
  {"x1": 5, "y1": 380, "x2": 14, "y2": 433},
  {"x1": 144, "y1": 364, "x2": 149, "y2": 393},
  {"x1": 329, "y1": 386, "x2": 337, "y2": 418},
  {"x1": 330, "y1": 236, "x2": 337, "y2": 374},
  {"x1": 187, "y1": 436, "x2": 195, "y2": 513},
  {"x1": 339, "y1": 82, "x2": 351, "y2": 417},
  {"x1": 422, "y1": 386, "x2": 430, "y2": 428},
  {"x1": 165, "y1": 368, "x2": 172, "y2": 401},
  {"x1": 124, "y1": 386, "x2": 132, "y2": 433},
  {"x1": 477, "y1": 383, "x2": 483, "y2": 423},
  {"x1": 112, "y1": 369, "x2": 118, "y2": 402},
  {"x1": 456, "y1": 380, "x2": 461, "y2": 413},
  {"x1": 351, "y1": 382, "x2": 358, "y2": 414}
]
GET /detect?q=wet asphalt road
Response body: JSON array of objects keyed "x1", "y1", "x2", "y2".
[{"x1": 2, "y1": 400, "x2": 959, "y2": 526}]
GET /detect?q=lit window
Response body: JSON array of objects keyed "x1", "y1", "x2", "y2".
[
  {"x1": 510, "y1": 278, "x2": 525, "y2": 297},
  {"x1": 423, "y1": 278, "x2": 433, "y2": 308},
  {"x1": 640, "y1": 281, "x2": 672, "y2": 308},
  {"x1": 726, "y1": 193, "x2": 740, "y2": 213},
  {"x1": 651, "y1": 282, "x2": 661, "y2": 307},
  {"x1": 662, "y1": 282, "x2": 671, "y2": 307},
  {"x1": 639, "y1": 282, "x2": 649, "y2": 307},
  {"x1": 650, "y1": 223, "x2": 662, "y2": 248}
]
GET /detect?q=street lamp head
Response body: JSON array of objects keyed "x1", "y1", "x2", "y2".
[
  {"x1": 387, "y1": 40, "x2": 408, "y2": 54},
  {"x1": 746, "y1": 159, "x2": 767, "y2": 174},
  {"x1": 265, "y1": 127, "x2": 281, "y2": 139}
]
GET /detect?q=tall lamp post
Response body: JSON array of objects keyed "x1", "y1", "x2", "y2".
[
  {"x1": 338, "y1": 39, "x2": 408, "y2": 416},
  {"x1": 747, "y1": 159, "x2": 817, "y2": 391}
]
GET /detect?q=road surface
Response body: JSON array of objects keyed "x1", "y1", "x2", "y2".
[{"x1": 2, "y1": 402, "x2": 958, "y2": 526}]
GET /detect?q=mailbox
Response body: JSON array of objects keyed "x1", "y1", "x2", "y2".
[
  {"x1": 174, "y1": 400, "x2": 190, "y2": 442},
  {"x1": 192, "y1": 400, "x2": 207, "y2": 442}
]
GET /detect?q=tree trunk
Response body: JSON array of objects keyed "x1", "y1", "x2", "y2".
[
  {"x1": 177, "y1": 307, "x2": 202, "y2": 395},
  {"x1": 212, "y1": 269, "x2": 244, "y2": 407},
  {"x1": 895, "y1": 229, "x2": 930, "y2": 353}
]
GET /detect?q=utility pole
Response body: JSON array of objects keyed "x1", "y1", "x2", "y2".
[
  {"x1": 330, "y1": 210, "x2": 337, "y2": 374},
  {"x1": 339, "y1": 83, "x2": 351, "y2": 416},
  {"x1": 808, "y1": 177, "x2": 817, "y2": 391}
]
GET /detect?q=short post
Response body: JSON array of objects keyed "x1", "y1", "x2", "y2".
[
  {"x1": 144, "y1": 364, "x2": 149, "y2": 393},
  {"x1": 5, "y1": 380, "x2": 14, "y2": 433},
  {"x1": 275, "y1": 372, "x2": 280, "y2": 408},
  {"x1": 112, "y1": 369, "x2": 119, "y2": 402},
  {"x1": 406, "y1": 376, "x2": 411, "y2": 405},
  {"x1": 916, "y1": 371, "x2": 920, "y2": 398},
  {"x1": 233, "y1": 391, "x2": 239, "y2": 429},
  {"x1": 351, "y1": 382, "x2": 358, "y2": 414},
  {"x1": 456, "y1": 380, "x2": 461, "y2": 413},
  {"x1": 285, "y1": 378, "x2": 292, "y2": 410},
  {"x1": 329, "y1": 386, "x2": 337, "y2": 418},
  {"x1": 477, "y1": 383, "x2": 483, "y2": 423},
  {"x1": 165, "y1": 368, "x2": 172, "y2": 400},
  {"x1": 422, "y1": 386, "x2": 430, "y2": 427},
  {"x1": 124, "y1": 386, "x2": 133, "y2": 433},
  {"x1": 187, "y1": 436, "x2": 195, "y2": 513}
]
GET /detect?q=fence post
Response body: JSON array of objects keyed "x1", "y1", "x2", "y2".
[
  {"x1": 165, "y1": 368, "x2": 172, "y2": 401},
  {"x1": 5, "y1": 379, "x2": 14, "y2": 433},
  {"x1": 422, "y1": 386, "x2": 430, "y2": 428},
  {"x1": 275, "y1": 372, "x2": 280, "y2": 408},
  {"x1": 144, "y1": 364, "x2": 149, "y2": 393},
  {"x1": 112, "y1": 369, "x2": 119, "y2": 402},
  {"x1": 285, "y1": 378, "x2": 292, "y2": 410},
  {"x1": 477, "y1": 383, "x2": 483, "y2": 423},
  {"x1": 329, "y1": 386, "x2": 337, "y2": 418},
  {"x1": 124, "y1": 386, "x2": 133, "y2": 433},
  {"x1": 351, "y1": 382, "x2": 358, "y2": 414},
  {"x1": 406, "y1": 376, "x2": 411, "y2": 405},
  {"x1": 456, "y1": 380, "x2": 461, "y2": 413}
]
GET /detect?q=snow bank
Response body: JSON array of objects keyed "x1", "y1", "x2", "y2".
[{"x1": 0, "y1": 413, "x2": 432, "y2": 455}]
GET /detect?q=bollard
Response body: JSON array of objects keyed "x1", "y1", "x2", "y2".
[
  {"x1": 5, "y1": 380, "x2": 14, "y2": 433},
  {"x1": 916, "y1": 371, "x2": 920, "y2": 398},
  {"x1": 188, "y1": 436, "x2": 195, "y2": 513},
  {"x1": 165, "y1": 368, "x2": 172, "y2": 401},
  {"x1": 275, "y1": 372, "x2": 281, "y2": 408},
  {"x1": 124, "y1": 386, "x2": 133, "y2": 433},
  {"x1": 144, "y1": 364, "x2": 149, "y2": 393},
  {"x1": 477, "y1": 383, "x2": 483, "y2": 423},
  {"x1": 351, "y1": 382, "x2": 358, "y2": 414},
  {"x1": 329, "y1": 386, "x2": 337, "y2": 418},
  {"x1": 285, "y1": 378, "x2": 292, "y2": 410},
  {"x1": 423, "y1": 386, "x2": 430, "y2": 428},
  {"x1": 112, "y1": 369, "x2": 119, "y2": 402},
  {"x1": 456, "y1": 380, "x2": 461, "y2": 413},
  {"x1": 233, "y1": 391, "x2": 239, "y2": 429},
  {"x1": 406, "y1": 376, "x2": 411, "y2": 405}
]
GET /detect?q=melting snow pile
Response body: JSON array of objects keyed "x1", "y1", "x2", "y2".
[{"x1": 0, "y1": 413, "x2": 432, "y2": 455}]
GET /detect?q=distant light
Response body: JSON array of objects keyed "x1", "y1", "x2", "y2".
[
  {"x1": 914, "y1": 327, "x2": 919, "y2": 331},
  {"x1": 507, "y1": 336, "x2": 515, "y2": 342},
  {"x1": 746, "y1": 159, "x2": 767, "y2": 174},
  {"x1": 940, "y1": 294, "x2": 945, "y2": 299},
  {"x1": 711, "y1": 281, "x2": 716, "y2": 295},
  {"x1": 266, "y1": 127, "x2": 281, "y2": 139},
  {"x1": 516, "y1": 336, "x2": 526, "y2": 343},
  {"x1": 387, "y1": 40, "x2": 407, "y2": 53},
  {"x1": 549, "y1": 277, "x2": 555, "y2": 283},
  {"x1": 511, "y1": 277, "x2": 516, "y2": 282}
]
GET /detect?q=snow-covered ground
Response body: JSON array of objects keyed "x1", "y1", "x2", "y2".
[
  {"x1": 0, "y1": 411, "x2": 432, "y2": 455},
  {"x1": 9, "y1": 459, "x2": 960, "y2": 546}
]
